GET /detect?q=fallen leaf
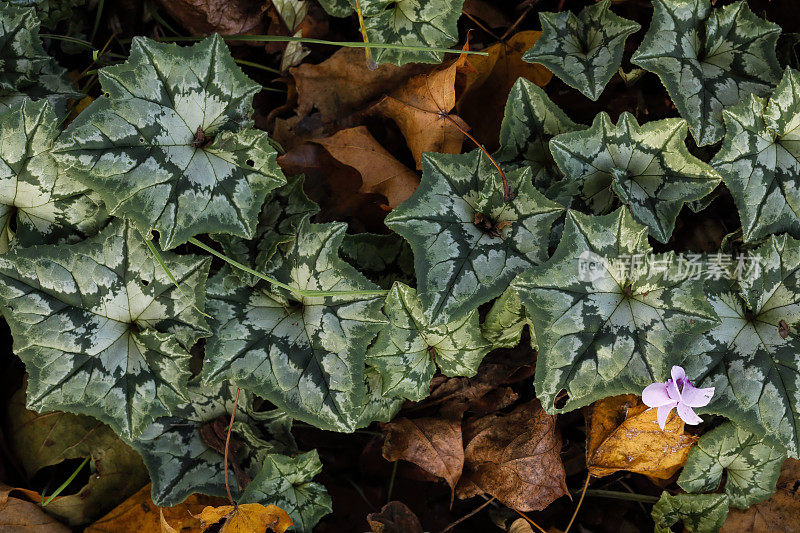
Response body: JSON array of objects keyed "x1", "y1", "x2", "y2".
[
  {"x1": 84, "y1": 483, "x2": 227, "y2": 533},
  {"x1": 312, "y1": 126, "x2": 419, "y2": 208},
  {"x1": 371, "y1": 54, "x2": 470, "y2": 169},
  {"x1": 720, "y1": 458, "x2": 800, "y2": 532},
  {"x1": 382, "y1": 417, "x2": 464, "y2": 499},
  {"x1": 366, "y1": 501, "x2": 424, "y2": 533},
  {"x1": 457, "y1": 31, "x2": 553, "y2": 150},
  {"x1": 197, "y1": 503, "x2": 292, "y2": 533},
  {"x1": 456, "y1": 400, "x2": 567, "y2": 512},
  {"x1": 160, "y1": 510, "x2": 178, "y2": 533},
  {"x1": 508, "y1": 518, "x2": 534, "y2": 533},
  {"x1": 291, "y1": 47, "x2": 426, "y2": 124},
  {"x1": 6, "y1": 381, "x2": 149, "y2": 526},
  {"x1": 0, "y1": 483, "x2": 70, "y2": 532},
  {"x1": 585, "y1": 394, "x2": 698, "y2": 480},
  {"x1": 153, "y1": 0, "x2": 268, "y2": 35}
]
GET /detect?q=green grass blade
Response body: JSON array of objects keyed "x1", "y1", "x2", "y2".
[{"x1": 41, "y1": 457, "x2": 89, "y2": 507}]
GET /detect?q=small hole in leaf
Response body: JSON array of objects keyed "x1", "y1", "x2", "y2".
[
  {"x1": 139, "y1": 137, "x2": 145, "y2": 143},
  {"x1": 554, "y1": 389, "x2": 569, "y2": 409},
  {"x1": 246, "y1": 159, "x2": 255, "y2": 167},
  {"x1": 140, "y1": 279, "x2": 149, "y2": 286},
  {"x1": 103, "y1": 92, "x2": 110, "y2": 98}
]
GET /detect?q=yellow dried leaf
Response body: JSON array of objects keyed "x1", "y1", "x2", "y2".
[
  {"x1": 160, "y1": 509, "x2": 178, "y2": 533},
  {"x1": 198, "y1": 503, "x2": 292, "y2": 533},
  {"x1": 585, "y1": 394, "x2": 697, "y2": 479}
]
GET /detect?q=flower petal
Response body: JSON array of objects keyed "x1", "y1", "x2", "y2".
[
  {"x1": 656, "y1": 403, "x2": 677, "y2": 430},
  {"x1": 642, "y1": 382, "x2": 673, "y2": 407},
  {"x1": 677, "y1": 402, "x2": 704, "y2": 425},
  {"x1": 671, "y1": 365, "x2": 687, "y2": 385},
  {"x1": 680, "y1": 382, "x2": 715, "y2": 408},
  {"x1": 666, "y1": 378, "x2": 680, "y2": 400}
]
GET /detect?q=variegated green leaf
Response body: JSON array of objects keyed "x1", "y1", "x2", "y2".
[
  {"x1": 549, "y1": 112, "x2": 721, "y2": 243},
  {"x1": 678, "y1": 422, "x2": 785, "y2": 509},
  {"x1": 203, "y1": 220, "x2": 386, "y2": 432},
  {"x1": 356, "y1": 367, "x2": 404, "y2": 426},
  {"x1": 0, "y1": 219, "x2": 210, "y2": 440},
  {"x1": 651, "y1": 493, "x2": 729, "y2": 533},
  {"x1": 130, "y1": 381, "x2": 300, "y2": 507},
  {"x1": 688, "y1": 235, "x2": 800, "y2": 457},
  {"x1": 53, "y1": 35, "x2": 286, "y2": 250},
  {"x1": 0, "y1": 98, "x2": 107, "y2": 253},
  {"x1": 340, "y1": 232, "x2": 415, "y2": 290},
  {"x1": 481, "y1": 286, "x2": 536, "y2": 350},
  {"x1": 366, "y1": 282, "x2": 491, "y2": 401},
  {"x1": 512, "y1": 208, "x2": 719, "y2": 413},
  {"x1": 212, "y1": 174, "x2": 318, "y2": 287},
  {"x1": 522, "y1": 0, "x2": 640, "y2": 101},
  {"x1": 711, "y1": 67, "x2": 800, "y2": 243},
  {"x1": 316, "y1": 0, "x2": 464, "y2": 66},
  {"x1": 631, "y1": 0, "x2": 782, "y2": 146},
  {"x1": 240, "y1": 451, "x2": 332, "y2": 533},
  {"x1": 496, "y1": 78, "x2": 585, "y2": 193},
  {"x1": 385, "y1": 150, "x2": 564, "y2": 325},
  {"x1": 0, "y1": 4, "x2": 81, "y2": 115}
]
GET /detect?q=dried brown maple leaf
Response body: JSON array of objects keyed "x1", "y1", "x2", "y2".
[
  {"x1": 367, "y1": 501, "x2": 424, "y2": 533},
  {"x1": 194, "y1": 503, "x2": 292, "y2": 533},
  {"x1": 457, "y1": 31, "x2": 553, "y2": 150},
  {"x1": 584, "y1": 394, "x2": 697, "y2": 480},
  {"x1": 456, "y1": 400, "x2": 567, "y2": 512},
  {"x1": 371, "y1": 51, "x2": 471, "y2": 169},
  {"x1": 382, "y1": 417, "x2": 464, "y2": 500},
  {"x1": 720, "y1": 458, "x2": 799, "y2": 532},
  {"x1": 154, "y1": 0, "x2": 268, "y2": 35},
  {"x1": 312, "y1": 126, "x2": 419, "y2": 209},
  {"x1": 0, "y1": 483, "x2": 70, "y2": 533}
]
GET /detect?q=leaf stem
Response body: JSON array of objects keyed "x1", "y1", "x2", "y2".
[
  {"x1": 235, "y1": 58, "x2": 281, "y2": 75},
  {"x1": 90, "y1": 0, "x2": 105, "y2": 43},
  {"x1": 160, "y1": 35, "x2": 488, "y2": 56},
  {"x1": 565, "y1": 473, "x2": 591, "y2": 533},
  {"x1": 440, "y1": 497, "x2": 495, "y2": 533},
  {"x1": 187, "y1": 237, "x2": 388, "y2": 298},
  {"x1": 224, "y1": 387, "x2": 241, "y2": 506},
  {"x1": 142, "y1": 234, "x2": 211, "y2": 318},
  {"x1": 41, "y1": 457, "x2": 89, "y2": 506},
  {"x1": 510, "y1": 508, "x2": 547, "y2": 533},
  {"x1": 353, "y1": 0, "x2": 376, "y2": 69},
  {"x1": 573, "y1": 489, "x2": 660, "y2": 504}
]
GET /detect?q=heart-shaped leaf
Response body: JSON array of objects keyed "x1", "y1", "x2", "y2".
[
  {"x1": 523, "y1": 0, "x2": 640, "y2": 101},
  {"x1": 481, "y1": 286, "x2": 535, "y2": 350},
  {"x1": 631, "y1": 0, "x2": 781, "y2": 146},
  {"x1": 0, "y1": 219, "x2": 210, "y2": 439},
  {"x1": 385, "y1": 150, "x2": 564, "y2": 325},
  {"x1": 651, "y1": 493, "x2": 729, "y2": 533},
  {"x1": 53, "y1": 35, "x2": 286, "y2": 250}
]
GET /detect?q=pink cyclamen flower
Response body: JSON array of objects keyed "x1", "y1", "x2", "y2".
[{"x1": 642, "y1": 366, "x2": 714, "y2": 430}]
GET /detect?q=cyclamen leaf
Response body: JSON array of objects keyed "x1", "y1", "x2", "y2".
[
  {"x1": 689, "y1": 235, "x2": 800, "y2": 457},
  {"x1": 631, "y1": 0, "x2": 782, "y2": 146},
  {"x1": 481, "y1": 286, "x2": 536, "y2": 350},
  {"x1": 678, "y1": 422, "x2": 785, "y2": 509},
  {"x1": 340, "y1": 232, "x2": 415, "y2": 290},
  {"x1": 240, "y1": 451, "x2": 332, "y2": 533},
  {"x1": 385, "y1": 150, "x2": 564, "y2": 325},
  {"x1": 204, "y1": 220, "x2": 386, "y2": 432},
  {"x1": 496, "y1": 78, "x2": 585, "y2": 193},
  {"x1": 212, "y1": 174, "x2": 319, "y2": 287},
  {"x1": 0, "y1": 98, "x2": 107, "y2": 252},
  {"x1": 549, "y1": 112, "x2": 720, "y2": 243},
  {"x1": 53, "y1": 35, "x2": 286, "y2": 250},
  {"x1": 0, "y1": 4, "x2": 81, "y2": 115},
  {"x1": 0, "y1": 219, "x2": 210, "y2": 440},
  {"x1": 711, "y1": 68, "x2": 800, "y2": 243},
  {"x1": 129, "y1": 381, "x2": 300, "y2": 507},
  {"x1": 651, "y1": 493, "x2": 729, "y2": 533},
  {"x1": 316, "y1": 0, "x2": 465, "y2": 66},
  {"x1": 356, "y1": 367, "x2": 404, "y2": 427},
  {"x1": 512, "y1": 208, "x2": 719, "y2": 413},
  {"x1": 522, "y1": 0, "x2": 640, "y2": 101},
  {"x1": 366, "y1": 282, "x2": 491, "y2": 401}
]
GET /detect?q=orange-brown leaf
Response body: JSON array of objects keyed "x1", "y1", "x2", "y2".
[
  {"x1": 197, "y1": 503, "x2": 292, "y2": 533},
  {"x1": 585, "y1": 394, "x2": 697, "y2": 479},
  {"x1": 0, "y1": 483, "x2": 70, "y2": 532},
  {"x1": 313, "y1": 126, "x2": 419, "y2": 208}
]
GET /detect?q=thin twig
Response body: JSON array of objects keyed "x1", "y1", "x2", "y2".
[
  {"x1": 439, "y1": 497, "x2": 495, "y2": 533},
  {"x1": 461, "y1": 10, "x2": 501, "y2": 41},
  {"x1": 511, "y1": 508, "x2": 548, "y2": 533},
  {"x1": 500, "y1": 0, "x2": 540, "y2": 41},
  {"x1": 565, "y1": 473, "x2": 591, "y2": 533},
  {"x1": 223, "y1": 388, "x2": 241, "y2": 506}
]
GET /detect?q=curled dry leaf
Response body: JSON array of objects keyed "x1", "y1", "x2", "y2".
[
  {"x1": 382, "y1": 417, "x2": 464, "y2": 498},
  {"x1": 457, "y1": 31, "x2": 553, "y2": 149},
  {"x1": 366, "y1": 501, "x2": 424, "y2": 533},
  {"x1": 0, "y1": 483, "x2": 70, "y2": 533},
  {"x1": 312, "y1": 126, "x2": 419, "y2": 208},
  {"x1": 196, "y1": 503, "x2": 292, "y2": 533},
  {"x1": 585, "y1": 394, "x2": 698, "y2": 480},
  {"x1": 85, "y1": 483, "x2": 227, "y2": 533},
  {"x1": 153, "y1": 0, "x2": 268, "y2": 35},
  {"x1": 456, "y1": 400, "x2": 567, "y2": 512}
]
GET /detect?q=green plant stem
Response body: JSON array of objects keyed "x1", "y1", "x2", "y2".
[
  {"x1": 187, "y1": 237, "x2": 388, "y2": 298},
  {"x1": 572, "y1": 489, "x2": 660, "y2": 504},
  {"x1": 234, "y1": 59, "x2": 282, "y2": 75},
  {"x1": 90, "y1": 0, "x2": 105, "y2": 42},
  {"x1": 161, "y1": 35, "x2": 488, "y2": 56},
  {"x1": 142, "y1": 234, "x2": 211, "y2": 318},
  {"x1": 39, "y1": 34, "x2": 126, "y2": 58},
  {"x1": 41, "y1": 457, "x2": 89, "y2": 506}
]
